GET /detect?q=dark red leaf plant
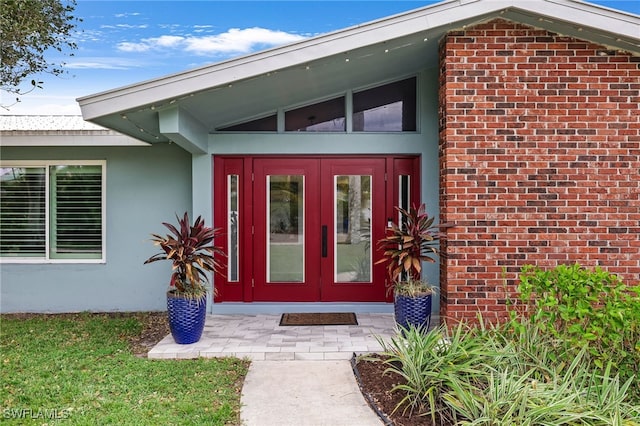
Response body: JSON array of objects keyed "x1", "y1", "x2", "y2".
[
  {"x1": 376, "y1": 204, "x2": 450, "y2": 297},
  {"x1": 144, "y1": 212, "x2": 225, "y2": 300}
]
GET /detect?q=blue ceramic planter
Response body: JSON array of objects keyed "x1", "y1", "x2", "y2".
[
  {"x1": 166, "y1": 293, "x2": 206, "y2": 344},
  {"x1": 394, "y1": 293, "x2": 432, "y2": 332}
]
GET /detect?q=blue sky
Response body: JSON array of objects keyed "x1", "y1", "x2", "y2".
[{"x1": 1, "y1": 0, "x2": 638, "y2": 116}]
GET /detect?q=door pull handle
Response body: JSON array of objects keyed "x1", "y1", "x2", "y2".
[{"x1": 321, "y1": 225, "x2": 328, "y2": 258}]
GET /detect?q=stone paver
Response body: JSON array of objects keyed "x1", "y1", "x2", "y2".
[{"x1": 148, "y1": 313, "x2": 397, "y2": 360}]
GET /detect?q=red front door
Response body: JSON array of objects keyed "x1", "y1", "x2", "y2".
[{"x1": 213, "y1": 156, "x2": 419, "y2": 303}]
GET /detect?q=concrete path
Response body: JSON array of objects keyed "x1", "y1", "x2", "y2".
[{"x1": 240, "y1": 360, "x2": 381, "y2": 426}]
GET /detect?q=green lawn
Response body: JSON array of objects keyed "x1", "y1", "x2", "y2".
[{"x1": 0, "y1": 313, "x2": 248, "y2": 425}]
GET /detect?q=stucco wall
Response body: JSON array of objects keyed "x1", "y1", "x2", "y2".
[
  {"x1": 0, "y1": 143, "x2": 192, "y2": 312},
  {"x1": 438, "y1": 19, "x2": 640, "y2": 322}
]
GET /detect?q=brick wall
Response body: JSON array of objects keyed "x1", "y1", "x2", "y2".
[{"x1": 438, "y1": 19, "x2": 640, "y2": 323}]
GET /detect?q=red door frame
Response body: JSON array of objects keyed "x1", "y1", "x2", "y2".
[{"x1": 213, "y1": 155, "x2": 420, "y2": 303}]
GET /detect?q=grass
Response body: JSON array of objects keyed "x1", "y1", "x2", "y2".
[{"x1": 0, "y1": 313, "x2": 249, "y2": 425}]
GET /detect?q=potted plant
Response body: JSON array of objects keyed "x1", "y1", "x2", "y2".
[
  {"x1": 377, "y1": 203, "x2": 448, "y2": 332},
  {"x1": 144, "y1": 212, "x2": 224, "y2": 344}
]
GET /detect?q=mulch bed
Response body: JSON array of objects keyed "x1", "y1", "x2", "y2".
[{"x1": 354, "y1": 355, "x2": 448, "y2": 426}]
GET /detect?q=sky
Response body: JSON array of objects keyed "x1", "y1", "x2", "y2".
[{"x1": 1, "y1": 0, "x2": 639, "y2": 116}]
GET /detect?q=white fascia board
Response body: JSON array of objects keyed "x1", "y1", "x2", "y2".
[
  {"x1": 514, "y1": 0, "x2": 640, "y2": 39},
  {"x1": 0, "y1": 133, "x2": 150, "y2": 147},
  {"x1": 77, "y1": 0, "x2": 639, "y2": 121}
]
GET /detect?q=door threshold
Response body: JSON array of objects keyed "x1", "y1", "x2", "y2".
[{"x1": 211, "y1": 302, "x2": 393, "y2": 315}]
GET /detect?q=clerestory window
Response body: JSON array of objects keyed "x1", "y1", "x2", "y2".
[{"x1": 353, "y1": 77, "x2": 416, "y2": 132}]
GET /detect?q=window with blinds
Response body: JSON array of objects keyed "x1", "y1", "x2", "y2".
[
  {"x1": 0, "y1": 162, "x2": 105, "y2": 262},
  {"x1": 0, "y1": 168, "x2": 46, "y2": 257}
]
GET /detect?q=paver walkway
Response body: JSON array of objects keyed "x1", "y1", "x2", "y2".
[
  {"x1": 148, "y1": 313, "x2": 397, "y2": 360},
  {"x1": 148, "y1": 313, "x2": 401, "y2": 425}
]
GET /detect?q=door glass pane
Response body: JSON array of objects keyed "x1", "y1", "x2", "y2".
[
  {"x1": 228, "y1": 175, "x2": 239, "y2": 281},
  {"x1": 335, "y1": 175, "x2": 371, "y2": 282},
  {"x1": 267, "y1": 175, "x2": 304, "y2": 282}
]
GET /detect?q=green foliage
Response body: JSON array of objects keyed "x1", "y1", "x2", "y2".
[
  {"x1": 393, "y1": 278, "x2": 437, "y2": 298},
  {"x1": 515, "y1": 263, "x2": 640, "y2": 389},
  {"x1": 379, "y1": 316, "x2": 640, "y2": 424},
  {"x1": 380, "y1": 322, "x2": 501, "y2": 424},
  {"x1": 376, "y1": 204, "x2": 450, "y2": 297},
  {"x1": 144, "y1": 212, "x2": 225, "y2": 299},
  {"x1": 377, "y1": 204, "x2": 443, "y2": 282},
  {"x1": 0, "y1": 313, "x2": 248, "y2": 425},
  {"x1": 0, "y1": 0, "x2": 80, "y2": 103},
  {"x1": 448, "y1": 320, "x2": 640, "y2": 425}
]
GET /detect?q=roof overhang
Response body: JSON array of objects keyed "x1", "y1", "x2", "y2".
[
  {"x1": 0, "y1": 116, "x2": 149, "y2": 146},
  {"x1": 77, "y1": 0, "x2": 640, "y2": 149}
]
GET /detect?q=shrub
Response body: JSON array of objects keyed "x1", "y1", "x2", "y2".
[
  {"x1": 379, "y1": 322, "x2": 503, "y2": 424},
  {"x1": 379, "y1": 316, "x2": 640, "y2": 424},
  {"x1": 514, "y1": 263, "x2": 640, "y2": 389}
]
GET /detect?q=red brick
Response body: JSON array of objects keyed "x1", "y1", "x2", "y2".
[{"x1": 439, "y1": 18, "x2": 640, "y2": 323}]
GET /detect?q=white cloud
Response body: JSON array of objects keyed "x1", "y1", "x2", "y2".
[
  {"x1": 184, "y1": 27, "x2": 306, "y2": 55},
  {"x1": 116, "y1": 42, "x2": 151, "y2": 53},
  {"x1": 115, "y1": 24, "x2": 149, "y2": 29},
  {"x1": 65, "y1": 57, "x2": 144, "y2": 70},
  {"x1": 66, "y1": 61, "x2": 129, "y2": 70},
  {"x1": 153, "y1": 35, "x2": 185, "y2": 48},
  {"x1": 114, "y1": 12, "x2": 141, "y2": 18},
  {"x1": 116, "y1": 27, "x2": 306, "y2": 56}
]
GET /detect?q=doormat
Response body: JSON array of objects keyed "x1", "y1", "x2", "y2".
[{"x1": 279, "y1": 312, "x2": 358, "y2": 326}]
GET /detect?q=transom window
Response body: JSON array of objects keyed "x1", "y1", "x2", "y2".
[
  {"x1": 285, "y1": 97, "x2": 345, "y2": 132},
  {"x1": 0, "y1": 161, "x2": 105, "y2": 262},
  {"x1": 217, "y1": 77, "x2": 417, "y2": 133},
  {"x1": 353, "y1": 77, "x2": 416, "y2": 132}
]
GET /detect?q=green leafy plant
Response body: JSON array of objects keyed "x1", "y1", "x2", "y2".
[
  {"x1": 514, "y1": 263, "x2": 640, "y2": 388},
  {"x1": 376, "y1": 203, "x2": 450, "y2": 296},
  {"x1": 447, "y1": 351, "x2": 639, "y2": 426},
  {"x1": 379, "y1": 322, "x2": 499, "y2": 424},
  {"x1": 375, "y1": 316, "x2": 640, "y2": 424},
  {"x1": 144, "y1": 212, "x2": 225, "y2": 300}
]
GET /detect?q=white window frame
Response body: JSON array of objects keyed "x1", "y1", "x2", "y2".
[{"x1": 0, "y1": 160, "x2": 106, "y2": 264}]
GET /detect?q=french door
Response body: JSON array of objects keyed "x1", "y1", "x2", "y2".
[{"x1": 213, "y1": 156, "x2": 419, "y2": 303}]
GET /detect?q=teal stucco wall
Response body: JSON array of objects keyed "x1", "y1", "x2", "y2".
[{"x1": 0, "y1": 143, "x2": 192, "y2": 312}]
